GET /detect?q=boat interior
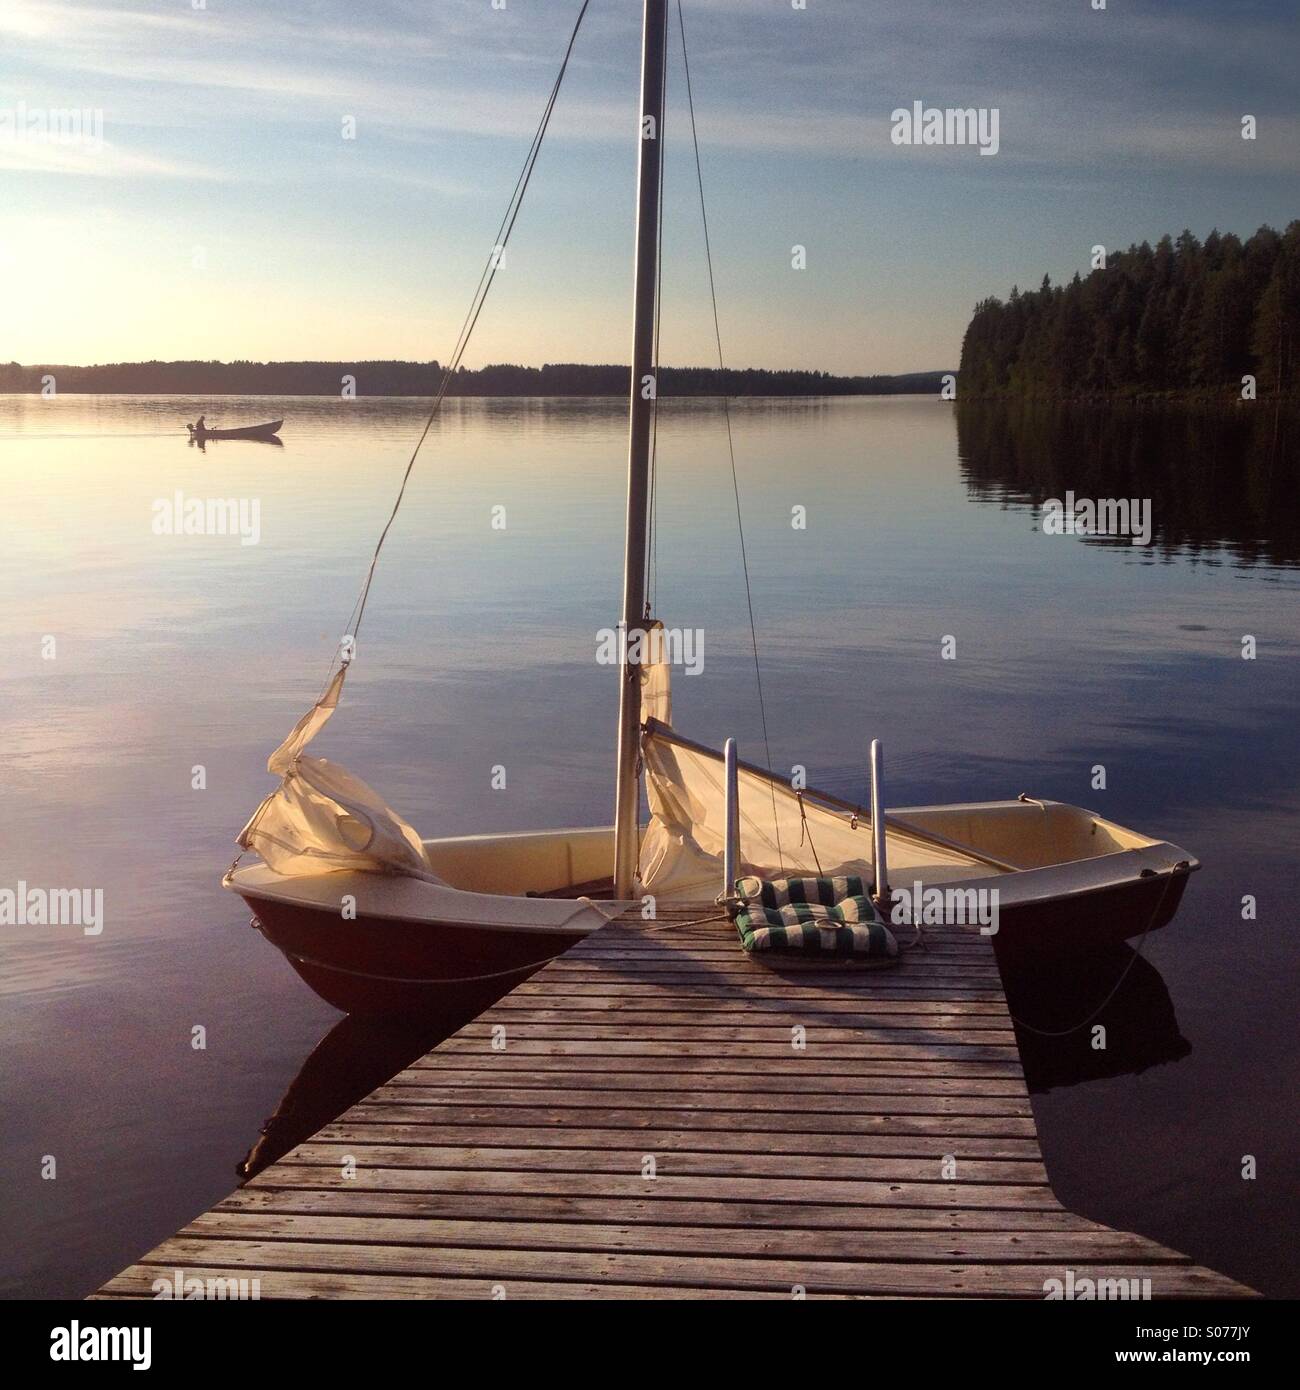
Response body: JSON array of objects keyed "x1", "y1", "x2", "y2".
[{"x1": 418, "y1": 799, "x2": 1175, "y2": 902}]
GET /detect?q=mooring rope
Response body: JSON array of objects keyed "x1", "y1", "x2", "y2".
[
  {"x1": 1002, "y1": 866, "x2": 1185, "y2": 1038},
  {"x1": 252, "y1": 908, "x2": 732, "y2": 981}
]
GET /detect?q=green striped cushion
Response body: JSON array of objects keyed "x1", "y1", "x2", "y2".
[
  {"x1": 733, "y1": 876, "x2": 898, "y2": 961},
  {"x1": 734, "y1": 875, "x2": 868, "y2": 910}
]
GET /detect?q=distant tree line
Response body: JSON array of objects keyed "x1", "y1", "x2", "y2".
[
  {"x1": 0, "y1": 359, "x2": 948, "y2": 398},
  {"x1": 959, "y1": 222, "x2": 1300, "y2": 398}
]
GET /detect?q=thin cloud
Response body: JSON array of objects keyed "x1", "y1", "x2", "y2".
[{"x1": 0, "y1": 136, "x2": 221, "y2": 180}]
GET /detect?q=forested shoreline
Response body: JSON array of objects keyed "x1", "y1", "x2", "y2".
[
  {"x1": 0, "y1": 360, "x2": 946, "y2": 398},
  {"x1": 959, "y1": 222, "x2": 1299, "y2": 399}
]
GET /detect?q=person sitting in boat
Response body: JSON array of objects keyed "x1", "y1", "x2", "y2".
[{"x1": 195, "y1": 414, "x2": 206, "y2": 432}]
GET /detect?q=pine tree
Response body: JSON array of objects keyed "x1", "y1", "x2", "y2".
[{"x1": 958, "y1": 222, "x2": 1296, "y2": 397}]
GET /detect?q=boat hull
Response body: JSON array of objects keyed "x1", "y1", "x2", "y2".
[
  {"x1": 239, "y1": 855, "x2": 1192, "y2": 1015},
  {"x1": 190, "y1": 419, "x2": 283, "y2": 441},
  {"x1": 241, "y1": 891, "x2": 588, "y2": 1016},
  {"x1": 984, "y1": 863, "x2": 1191, "y2": 960}
]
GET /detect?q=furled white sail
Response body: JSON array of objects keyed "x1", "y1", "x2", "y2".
[
  {"x1": 635, "y1": 637, "x2": 999, "y2": 899},
  {"x1": 638, "y1": 723, "x2": 1005, "y2": 899},
  {"x1": 236, "y1": 668, "x2": 444, "y2": 883}
]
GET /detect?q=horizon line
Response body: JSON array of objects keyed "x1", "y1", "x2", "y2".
[{"x1": 2, "y1": 358, "x2": 954, "y2": 377}]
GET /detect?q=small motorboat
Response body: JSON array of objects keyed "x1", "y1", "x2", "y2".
[{"x1": 187, "y1": 418, "x2": 283, "y2": 441}]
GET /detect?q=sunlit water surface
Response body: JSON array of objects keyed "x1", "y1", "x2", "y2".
[{"x1": 1, "y1": 393, "x2": 1296, "y2": 1297}]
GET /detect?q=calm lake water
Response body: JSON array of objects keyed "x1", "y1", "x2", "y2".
[{"x1": 1, "y1": 392, "x2": 1297, "y2": 1298}]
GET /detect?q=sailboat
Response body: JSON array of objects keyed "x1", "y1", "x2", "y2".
[{"x1": 224, "y1": 0, "x2": 1197, "y2": 1015}]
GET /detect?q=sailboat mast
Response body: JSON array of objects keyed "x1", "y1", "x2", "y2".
[{"x1": 613, "y1": 0, "x2": 669, "y2": 898}]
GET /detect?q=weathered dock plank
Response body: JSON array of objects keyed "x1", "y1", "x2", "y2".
[
  {"x1": 97, "y1": 1237, "x2": 1248, "y2": 1298},
  {"x1": 98, "y1": 910, "x2": 1258, "y2": 1299}
]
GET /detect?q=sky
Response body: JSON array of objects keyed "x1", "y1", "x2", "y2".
[{"x1": 1, "y1": 0, "x2": 1297, "y2": 375}]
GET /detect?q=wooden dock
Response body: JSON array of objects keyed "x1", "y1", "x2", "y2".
[{"x1": 97, "y1": 908, "x2": 1255, "y2": 1299}]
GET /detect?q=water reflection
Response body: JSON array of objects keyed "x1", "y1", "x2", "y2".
[
  {"x1": 956, "y1": 400, "x2": 1300, "y2": 567},
  {"x1": 4, "y1": 392, "x2": 1295, "y2": 1297},
  {"x1": 238, "y1": 1010, "x2": 469, "y2": 1181},
  {"x1": 189, "y1": 434, "x2": 285, "y2": 452},
  {"x1": 996, "y1": 938, "x2": 1190, "y2": 1093}
]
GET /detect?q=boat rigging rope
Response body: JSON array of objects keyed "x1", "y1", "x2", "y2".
[
  {"x1": 226, "y1": 2, "x2": 591, "y2": 878},
  {"x1": 322, "y1": 0, "x2": 593, "y2": 697},
  {"x1": 676, "y1": 0, "x2": 785, "y2": 872},
  {"x1": 794, "y1": 791, "x2": 825, "y2": 877}
]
